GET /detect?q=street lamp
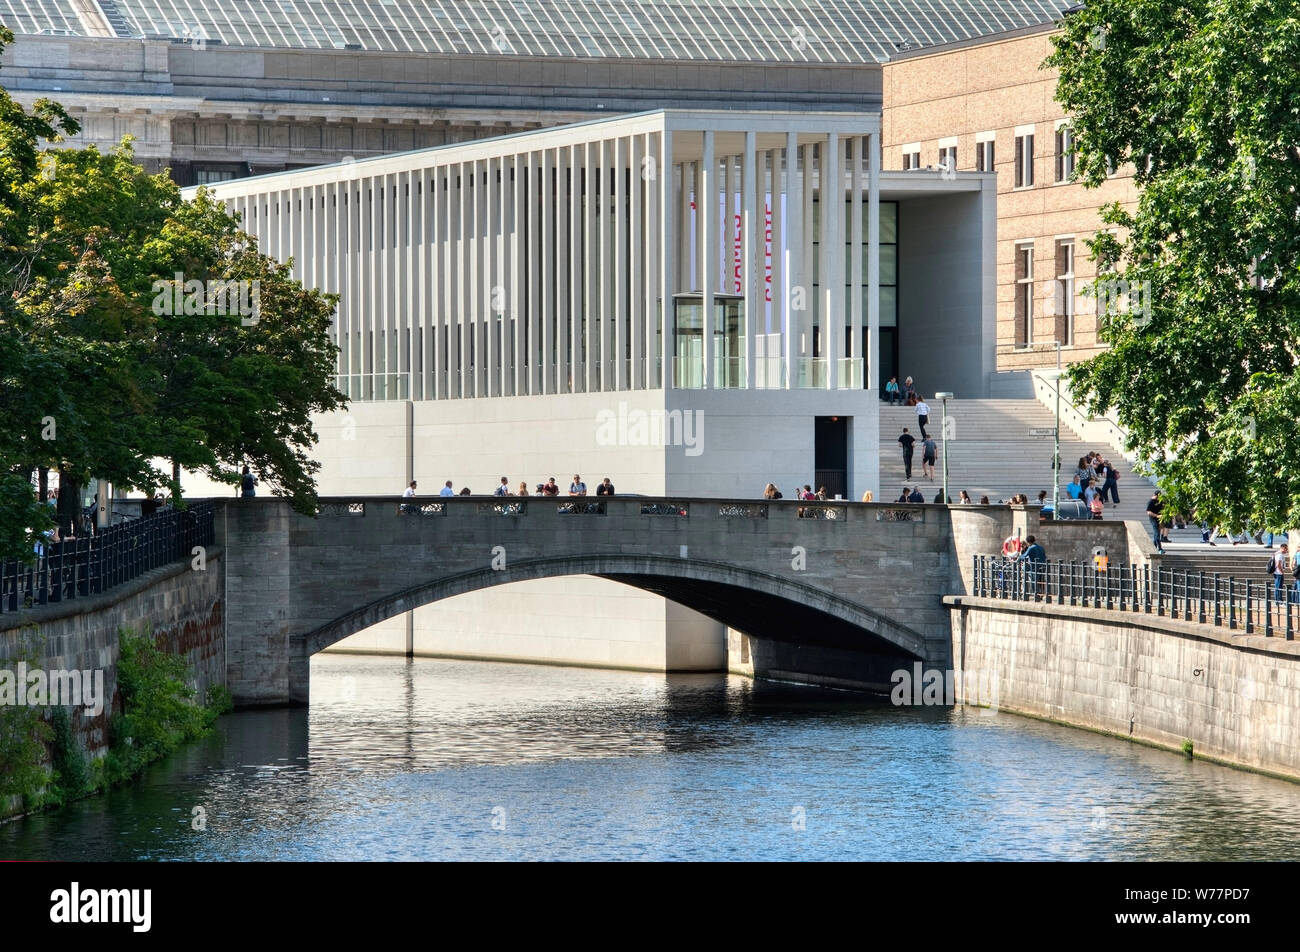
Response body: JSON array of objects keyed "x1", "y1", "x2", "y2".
[
  {"x1": 935, "y1": 391, "x2": 954, "y2": 504},
  {"x1": 1039, "y1": 367, "x2": 1063, "y2": 520}
]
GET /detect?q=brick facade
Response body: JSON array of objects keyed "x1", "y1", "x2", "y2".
[{"x1": 882, "y1": 26, "x2": 1139, "y2": 372}]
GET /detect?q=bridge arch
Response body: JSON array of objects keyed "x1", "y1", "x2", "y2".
[{"x1": 299, "y1": 553, "x2": 928, "y2": 661}]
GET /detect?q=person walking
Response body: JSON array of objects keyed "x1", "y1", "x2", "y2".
[
  {"x1": 1100, "y1": 458, "x2": 1120, "y2": 505},
  {"x1": 915, "y1": 396, "x2": 931, "y2": 440},
  {"x1": 898, "y1": 427, "x2": 916, "y2": 480},
  {"x1": 494, "y1": 477, "x2": 510, "y2": 497},
  {"x1": 1146, "y1": 490, "x2": 1165, "y2": 553},
  {"x1": 921, "y1": 435, "x2": 937, "y2": 481}
]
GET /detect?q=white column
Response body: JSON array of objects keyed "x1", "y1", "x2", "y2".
[
  {"x1": 658, "y1": 130, "x2": 673, "y2": 391},
  {"x1": 585, "y1": 141, "x2": 599, "y2": 392},
  {"x1": 868, "y1": 131, "x2": 881, "y2": 397},
  {"x1": 459, "y1": 162, "x2": 471, "y2": 398},
  {"x1": 540, "y1": 149, "x2": 554, "y2": 395},
  {"x1": 630, "y1": 135, "x2": 644, "y2": 390},
  {"x1": 569, "y1": 144, "x2": 582, "y2": 392},
  {"x1": 700, "y1": 130, "x2": 714, "y2": 389},
  {"x1": 512, "y1": 153, "x2": 525, "y2": 397},
  {"x1": 851, "y1": 135, "x2": 864, "y2": 388},
  {"x1": 615, "y1": 136, "x2": 628, "y2": 391},
  {"x1": 825, "y1": 134, "x2": 842, "y2": 390},
  {"x1": 557, "y1": 147, "x2": 570, "y2": 393},
  {"x1": 801, "y1": 143, "x2": 815, "y2": 365},
  {"x1": 742, "y1": 131, "x2": 758, "y2": 391}
]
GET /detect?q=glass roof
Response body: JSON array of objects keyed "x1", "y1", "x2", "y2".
[
  {"x1": 1, "y1": 1, "x2": 1073, "y2": 63},
  {"x1": 0, "y1": 0, "x2": 80, "y2": 36}
]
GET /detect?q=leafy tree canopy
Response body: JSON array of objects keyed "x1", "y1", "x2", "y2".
[
  {"x1": 0, "y1": 28, "x2": 344, "y2": 559},
  {"x1": 1047, "y1": 1, "x2": 1300, "y2": 532}
]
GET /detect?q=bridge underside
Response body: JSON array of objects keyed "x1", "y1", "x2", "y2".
[{"x1": 598, "y1": 573, "x2": 919, "y2": 659}]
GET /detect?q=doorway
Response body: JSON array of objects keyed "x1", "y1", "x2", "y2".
[{"x1": 814, "y1": 416, "x2": 849, "y2": 499}]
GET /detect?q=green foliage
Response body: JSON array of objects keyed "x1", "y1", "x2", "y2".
[
  {"x1": 101, "y1": 630, "x2": 218, "y2": 784},
  {"x1": 205, "y1": 683, "x2": 234, "y2": 716},
  {"x1": 1182, "y1": 739, "x2": 1195, "y2": 758},
  {"x1": 48, "y1": 705, "x2": 90, "y2": 804},
  {"x1": 0, "y1": 30, "x2": 345, "y2": 559},
  {"x1": 1046, "y1": 1, "x2": 1300, "y2": 532},
  {"x1": 0, "y1": 698, "x2": 51, "y2": 810}
]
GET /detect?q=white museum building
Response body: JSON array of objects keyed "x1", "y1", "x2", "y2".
[{"x1": 187, "y1": 108, "x2": 995, "y2": 670}]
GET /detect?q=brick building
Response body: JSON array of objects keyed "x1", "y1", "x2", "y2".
[{"x1": 882, "y1": 22, "x2": 1139, "y2": 373}]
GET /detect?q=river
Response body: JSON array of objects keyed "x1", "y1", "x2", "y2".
[{"x1": 3, "y1": 654, "x2": 1298, "y2": 861}]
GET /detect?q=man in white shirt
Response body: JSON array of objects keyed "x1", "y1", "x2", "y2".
[
  {"x1": 439, "y1": 480, "x2": 455, "y2": 497},
  {"x1": 915, "y1": 398, "x2": 931, "y2": 439},
  {"x1": 401, "y1": 480, "x2": 417, "y2": 513}
]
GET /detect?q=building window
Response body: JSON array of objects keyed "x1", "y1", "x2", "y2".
[
  {"x1": 195, "y1": 168, "x2": 238, "y2": 185},
  {"x1": 1014, "y1": 132, "x2": 1035, "y2": 188},
  {"x1": 1055, "y1": 240, "x2": 1075, "y2": 345},
  {"x1": 901, "y1": 144, "x2": 921, "y2": 170},
  {"x1": 1015, "y1": 243, "x2": 1034, "y2": 347},
  {"x1": 1054, "y1": 125, "x2": 1076, "y2": 183},
  {"x1": 976, "y1": 138, "x2": 995, "y2": 173},
  {"x1": 938, "y1": 144, "x2": 957, "y2": 175}
]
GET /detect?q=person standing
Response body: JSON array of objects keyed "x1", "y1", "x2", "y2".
[
  {"x1": 921, "y1": 435, "x2": 937, "y2": 481},
  {"x1": 1146, "y1": 490, "x2": 1165, "y2": 553},
  {"x1": 898, "y1": 427, "x2": 916, "y2": 480},
  {"x1": 907, "y1": 486, "x2": 925, "y2": 503},
  {"x1": 543, "y1": 478, "x2": 560, "y2": 496},
  {"x1": 1269, "y1": 543, "x2": 1290, "y2": 601},
  {"x1": 401, "y1": 479, "x2": 417, "y2": 513},
  {"x1": 596, "y1": 477, "x2": 615, "y2": 496},
  {"x1": 494, "y1": 477, "x2": 510, "y2": 497},
  {"x1": 915, "y1": 396, "x2": 931, "y2": 440},
  {"x1": 1019, "y1": 534, "x2": 1048, "y2": 597},
  {"x1": 569, "y1": 475, "x2": 587, "y2": 496},
  {"x1": 439, "y1": 480, "x2": 455, "y2": 497},
  {"x1": 240, "y1": 465, "x2": 257, "y2": 498},
  {"x1": 1100, "y1": 458, "x2": 1120, "y2": 505}
]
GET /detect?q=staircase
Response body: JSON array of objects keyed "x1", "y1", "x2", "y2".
[
  {"x1": 1160, "y1": 548, "x2": 1284, "y2": 584},
  {"x1": 878, "y1": 398, "x2": 1156, "y2": 519}
]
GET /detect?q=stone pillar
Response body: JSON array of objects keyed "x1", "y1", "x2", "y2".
[{"x1": 220, "y1": 500, "x2": 295, "y2": 706}]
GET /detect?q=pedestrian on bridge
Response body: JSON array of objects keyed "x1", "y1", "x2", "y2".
[
  {"x1": 1269, "y1": 544, "x2": 1290, "y2": 601},
  {"x1": 921, "y1": 436, "x2": 937, "y2": 481}
]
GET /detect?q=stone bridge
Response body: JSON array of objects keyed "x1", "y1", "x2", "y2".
[{"x1": 217, "y1": 495, "x2": 1007, "y2": 704}]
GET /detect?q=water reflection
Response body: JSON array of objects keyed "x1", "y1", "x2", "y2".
[{"x1": 2, "y1": 655, "x2": 1298, "y2": 861}]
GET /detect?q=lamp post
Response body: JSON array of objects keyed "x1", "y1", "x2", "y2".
[
  {"x1": 1040, "y1": 364, "x2": 1063, "y2": 521},
  {"x1": 935, "y1": 391, "x2": 954, "y2": 504}
]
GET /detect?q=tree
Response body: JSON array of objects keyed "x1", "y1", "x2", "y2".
[
  {"x1": 0, "y1": 29, "x2": 345, "y2": 560},
  {"x1": 1046, "y1": 0, "x2": 1300, "y2": 532}
]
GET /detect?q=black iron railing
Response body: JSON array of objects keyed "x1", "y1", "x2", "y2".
[
  {"x1": 972, "y1": 554, "x2": 1295, "y2": 640},
  {"x1": 0, "y1": 502, "x2": 215, "y2": 614}
]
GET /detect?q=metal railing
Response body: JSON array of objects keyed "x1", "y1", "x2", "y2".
[
  {"x1": 972, "y1": 554, "x2": 1296, "y2": 640},
  {"x1": 1, "y1": 502, "x2": 215, "y2": 614}
]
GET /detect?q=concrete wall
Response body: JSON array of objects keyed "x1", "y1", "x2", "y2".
[
  {"x1": 949, "y1": 596, "x2": 1300, "y2": 780},
  {"x1": 897, "y1": 184, "x2": 995, "y2": 400},
  {"x1": 0, "y1": 552, "x2": 225, "y2": 761}
]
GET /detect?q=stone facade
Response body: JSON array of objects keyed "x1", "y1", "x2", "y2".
[
  {"x1": 948, "y1": 596, "x2": 1300, "y2": 780},
  {"x1": 882, "y1": 25, "x2": 1140, "y2": 372},
  {"x1": 0, "y1": 551, "x2": 225, "y2": 761}
]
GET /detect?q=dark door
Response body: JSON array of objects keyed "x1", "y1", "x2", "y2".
[{"x1": 815, "y1": 416, "x2": 849, "y2": 499}]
